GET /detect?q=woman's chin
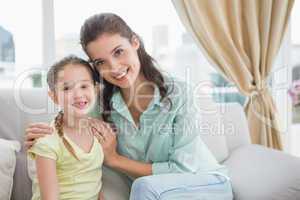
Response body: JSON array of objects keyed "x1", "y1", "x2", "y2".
[{"x1": 114, "y1": 78, "x2": 135, "y2": 89}]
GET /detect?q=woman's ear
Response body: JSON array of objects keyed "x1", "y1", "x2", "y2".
[
  {"x1": 131, "y1": 35, "x2": 140, "y2": 50},
  {"x1": 48, "y1": 91, "x2": 58, "y2": 105}
]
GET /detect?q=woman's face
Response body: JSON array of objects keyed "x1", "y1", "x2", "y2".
[{"x1": 86, "y1": 33, "x2": 141, "y2": 89}]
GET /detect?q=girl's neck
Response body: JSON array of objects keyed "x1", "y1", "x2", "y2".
[{"x1": 63, "y1": 114, "x2": 89, "y2": 131}]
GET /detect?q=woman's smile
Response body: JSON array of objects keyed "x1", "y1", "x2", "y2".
[{"x1": 112, "y1": 67, "x2": 129, "y2": 80}]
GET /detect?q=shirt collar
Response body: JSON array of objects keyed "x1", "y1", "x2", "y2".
[
  {"x1": 111, "y1": 89, "x2": 124, "y2": 111},
  {"x1": 152, "y1": 85, "x2": 162, "y2": 107}
]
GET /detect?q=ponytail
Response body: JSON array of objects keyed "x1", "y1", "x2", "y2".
[{"x1": 54, "y1": 111, "x2": 79, "y2": 161}]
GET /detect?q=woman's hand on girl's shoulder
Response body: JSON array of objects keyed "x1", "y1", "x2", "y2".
[
  {"x1": 88, "y1": 118, "x2": 117, "y2": 136},
  {"x1": 89, "y1": 118, "x2": 118, "y2": 166},
  {"x1": 25, "y1": 123, "x2": 53, "y2": 149}
]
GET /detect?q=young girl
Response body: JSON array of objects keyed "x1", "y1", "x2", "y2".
[{"x1": 28, "y1": 55, "x2": 105, "y2": 200}]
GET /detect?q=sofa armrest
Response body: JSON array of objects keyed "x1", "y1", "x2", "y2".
[{"x1": 224, "y1": 144, "x2": 300, "y2": 200}]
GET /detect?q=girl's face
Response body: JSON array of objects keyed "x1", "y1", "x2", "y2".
[
  {"x1": 49, "y1": 64, "x2": 97, "y2": 118},
  {"x1": 86, "y1": 33, "x2": 141, "y2": 89}
]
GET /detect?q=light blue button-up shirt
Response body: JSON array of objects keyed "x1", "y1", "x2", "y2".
[{"x1": 108, "y1": 77, "x2": 224, "y2": 176}]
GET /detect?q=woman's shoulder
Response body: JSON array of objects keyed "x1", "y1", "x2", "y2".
[
  {"x1": 163, "y1": 75, "x2": 191, "y2": 105},
  {"x1": 163, "y1": 74, "x2": 189, "y2": 92},
  {"x1": 162, "y1": 75, "x2": 200, "y2": 118}
]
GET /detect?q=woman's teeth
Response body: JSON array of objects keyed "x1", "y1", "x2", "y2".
[{"x1": 115, "y1": 69, "x2": 128, "y2": 80}]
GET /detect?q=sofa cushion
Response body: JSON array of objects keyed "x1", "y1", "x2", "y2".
[
  {"x1": 198, "y1": 100, "x2": 229, "y2": 163},
  {"x1": 200, "y1": 119, "x2": 229, "y2": 163},
  {"x1": 224, "y1": 144, "x2": 300, "y2": 200},
  {"x1": 101, "y1": 166, "x2": 130, "y2": 200},
  {"x1": 0, "y1": 139, "x2": 21, "y2": 200},
  {"x1": 219, "y1": 103, "x2": 251, "y2": 152}
]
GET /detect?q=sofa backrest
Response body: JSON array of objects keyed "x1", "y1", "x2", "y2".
[
  {"x1": 0, "y1": 88, "x2": 56, "y2": 200},
  {"x1": 198, "y1": 102, "x2": 251, "y2": 163}
]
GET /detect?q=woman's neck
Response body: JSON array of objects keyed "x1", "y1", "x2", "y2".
[{"x1": 120, "y1": 74, "x2": 155, "y2": 112}]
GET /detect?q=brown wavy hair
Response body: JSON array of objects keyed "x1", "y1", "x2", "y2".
[
  {"x1": 47, "y1": 55, "x2": 96, "y2": 160},
  {"x1": 80, "y1": 13, "x2": 171, "y2": 121}
]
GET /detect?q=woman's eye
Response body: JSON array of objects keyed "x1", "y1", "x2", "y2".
[
  {"x1": 114, "y1": 49, "x2": 124, "y2": 56},
  {"x1": 94, "y1": 60, "x2": 104, "y2": 67}
]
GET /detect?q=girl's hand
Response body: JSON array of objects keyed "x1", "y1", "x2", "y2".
[
  {"x1": 89, "y1": 119, "x2": 119, "y2": 166},
  {"x1": 25, "y1": 123, "x2": 54, "y2": 149},
  {"x1": 98, "y1": 191, "x2": 105, "y2": 200}
]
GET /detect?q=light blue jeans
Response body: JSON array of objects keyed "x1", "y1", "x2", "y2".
[{"x1": 129, "y1": 172, "x2": 233, "y2": 200}]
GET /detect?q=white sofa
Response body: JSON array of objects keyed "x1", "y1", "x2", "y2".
[{"x1": 1, "y1": 88, "x2": 300, "y2": 200}]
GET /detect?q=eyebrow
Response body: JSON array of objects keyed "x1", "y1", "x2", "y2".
[
  {"x1": 61, "y1": 79, "x2": 92, "y2": 86},
  {"x1": 91, "y1": 45, "x2": 122, "y2": 63}
]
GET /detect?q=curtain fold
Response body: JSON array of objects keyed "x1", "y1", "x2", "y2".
[{"x1": 172, "y1": 0, "x2": 294, "y2": 150}]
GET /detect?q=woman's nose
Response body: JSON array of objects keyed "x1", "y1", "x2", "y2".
[
  {"x1": 109, "y1": 62, "x2": 123, "y2": 75},
  {"x1": 108, "y1": 58, "x2": 120, "y2": 71}
]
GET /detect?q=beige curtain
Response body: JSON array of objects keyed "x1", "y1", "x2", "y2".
[{"x1": 172, "y1": 0, "x2": 294, "y2": 150}]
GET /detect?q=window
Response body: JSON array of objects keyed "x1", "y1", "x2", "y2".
[
  {"x1": 289, "y1": 0, "x2": 300, "y2": 156},
  {"x1": 54, "y1": 0, "x2": 246, "y2": 106},
  {"x1": 290, "y1": 0, "x2": 300, "y2": 121},
  {"x1": 0, "y1": 26, "x2": 15, "y2": 62},
  {"x1": 54, "y1": 0, "x2": 218, "y2": 82},
  {"x1": 0, "y1": 0, "x2": 43, "y2": 88}
]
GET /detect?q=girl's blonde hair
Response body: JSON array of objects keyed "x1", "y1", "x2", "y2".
[{"x1": 47, "y1": 55, "x2": 97, "y2": 160}]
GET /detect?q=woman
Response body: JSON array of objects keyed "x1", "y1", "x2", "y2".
[{"x1": 26, "y1": 13, "x2": 233, "y2": 200}]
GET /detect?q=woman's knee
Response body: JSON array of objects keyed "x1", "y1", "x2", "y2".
[{"x1": 130, "y1": 176, "x2": 159, "y2": 200}]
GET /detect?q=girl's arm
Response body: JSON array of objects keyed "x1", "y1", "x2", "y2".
[
  {"x1": 98, "y1": 190, "x2": 105, "y2": 200},
  {"x1": 36, "y1": 155, "x2": 59, "y2": 200}
]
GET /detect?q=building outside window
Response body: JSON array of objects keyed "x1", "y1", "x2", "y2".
[
  {"x1": 0, "y1": 0, "x2": 43, "y2": 88},
  {"x1": 0, "y1": 25, "x2": 15, "y2": 62}
]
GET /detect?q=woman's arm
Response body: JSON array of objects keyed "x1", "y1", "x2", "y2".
[
  {"x1": 25, "y1": 123, "x2": 54, "y2": 149},
  {"x1": 107, "y1": 154, "x2": 152, "y2": 178},
  {"x1": 90, "y1": 120, "x2": 152, "y2": 178},
  {"x1": 36, "y1": 155, "x2": 59, "y2": 200}
]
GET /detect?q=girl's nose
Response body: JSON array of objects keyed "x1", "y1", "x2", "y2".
[{"x1": 74, "y1": 88, "x2": 84, "y2": 98}]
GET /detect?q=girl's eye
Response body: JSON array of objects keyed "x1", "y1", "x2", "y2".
[
  {"x1": 63, "y1": 86, "x2": 69, "y2": 91},
  {"x1": 114, "y1": 49, "x2": 124, "y2": 57},
  {"x1": 81, "y1": 84, "x2": 89, "y2": 89}
]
